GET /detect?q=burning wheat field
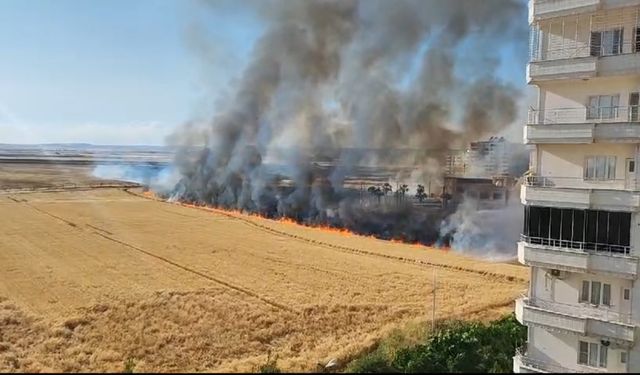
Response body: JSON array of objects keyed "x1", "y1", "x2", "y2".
[
  {"x1": 0, "y1": 185, "x2": 527, "y2": 372},
  {"x1": 0, "y1": 0, "x2": 532, "y2": 372}
]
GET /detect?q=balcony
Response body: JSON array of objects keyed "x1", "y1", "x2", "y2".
[
  {"x1": 525, "y1": 106, "x2": 640, "y2": 144},
  {"x1": 518, "y1": 239, "x2": 638, "y2": 279},
  {"x1": 516, "y1": 296, "x2": 636, "y2": 346},
  {"x1": 529, "y1": 0, "x2": 601, "y2": 22},
  {"x1": 521, "y1": 177, "x2": 640, "y2": 212},
  {"x1": 527, "y1": 56, "x2": 597, "y2": 82},
  {"x1": 514, "y1": 346, "x2": 607, "y2": 373},
  {"x1": 528, "y1": 50, "x2": 640, "y2": 83},
  {"x1": 530, "y1": 0, "x2": 640, "y2": 22}
]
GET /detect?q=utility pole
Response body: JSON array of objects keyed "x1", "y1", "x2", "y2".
[{"x1": 432, "y1": 268, "x2": 437, "y2": 332}]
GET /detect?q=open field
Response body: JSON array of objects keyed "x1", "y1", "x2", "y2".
[
  {"x1": 0, "y1": 156, "x2": 528, "y2": 372},
  {"x1": 0, "y1": 185, "x2": 528, "y2": 372}
]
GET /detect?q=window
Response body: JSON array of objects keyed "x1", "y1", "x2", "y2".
[
  {"x1": 585, "y1": 156, "x2": 616, "y2": 180},
  {"x1": 523, "y1": 206, "x2": 631, "y2": 253},
  {"x1": 599, "y1": 344, "x2": 608, "y2": 367},
  {"x1": 580, "y1": 280, "x2": 611, "y2": 306},
  {"x1": 624, "y1": 288, "x2": 630, "y2": 300},
  {"x1": 630, "y1": 93, "x2": 639, "y2": 122},
  {"x1": 588, "y1": 95, "x2": 620, "y2": 120},
  {"x1": 579, "y1": 340, "x2": 608, "y2": 368},
  {"x1": 635, "y1": 27, "x2": 640, "y2": 53},
  {"x1": 581, "y1": 281, "x2": 590, "y2": 302},
  {"x1": 621, "y1": 351, "x2": 628, "y2": 364},
  {"x1": 579, "y1": 341, "x2": 589, "y2": 365},
  {"x1": 602, "y1": 283, "x2": 611, "y2": 306},
  {"x1": 591, "y1": 29, "x2": 623, "y2": 56},
  {"x1": 591, "y1": 281, "x2": 601, "y2": 305}
]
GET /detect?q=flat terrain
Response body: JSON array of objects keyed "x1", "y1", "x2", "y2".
[{"x1": 0, "y1": 157, "x2": 528, "y2": 372}]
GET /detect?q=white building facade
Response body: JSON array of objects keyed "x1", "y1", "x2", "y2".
[{"x1": 515, "y1": 0, "x2": 640, "y2": 372}]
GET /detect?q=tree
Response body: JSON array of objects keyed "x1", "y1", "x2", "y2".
[
  {"x1": 382, "y1": 183, "x2": 393, "y2": 196},
  {"x1": 398, "y1": 184, "x2": 409, "y2": 197},
  {"x1": 368, "y1": 186, "x2": 384, "y2": 203},
  {"x1": 416, "y1": 184, "x2": 427, "y2": 203}
]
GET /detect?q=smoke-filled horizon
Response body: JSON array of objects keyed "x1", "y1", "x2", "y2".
[{"x1": 161, "y1": 0, "x2": 528, "y2": 254}]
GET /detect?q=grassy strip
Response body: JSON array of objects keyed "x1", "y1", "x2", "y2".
[{"x1": 345, "y1": 313, "x2": 525, "y2": 373}]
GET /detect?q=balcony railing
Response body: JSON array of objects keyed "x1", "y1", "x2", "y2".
[
  {"x1": 527, "y1": 296, "x2": 633, "y2": 325},
  {"x1": 515, "y1": 346, "x2": 595, "y2": 373},
  {"x1": 516, "y1": 345, "x2": 608, "y2": 373},
  {"x1": 521, "y1": 234, "x2": 631, "y2": 255},
  {"x1": 523, "y1": 176, "x2": 636, "y2": 190},
  {"x1": 529, "y1": 106, "x2": 640, "y2": 125}
]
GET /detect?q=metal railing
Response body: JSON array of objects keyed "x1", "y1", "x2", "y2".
[
  {"x1": 515, "y1": 346, "x2": 577, "y2": 373},
  {"x1": 515, "y1": 346, "x2": 604, "y2": 373},
  {"x1": 523, "y1": 176, "x2": 636, "y2": 190},
  {"x1": 521, "y1": 234, "x2": 632, "y2": 255},
  {"x1": 528, "y1": 106, "x2": 640, "y2": 125},
  {"x1": 525, "y1": 296, "x2": 634, "y2": 325}
]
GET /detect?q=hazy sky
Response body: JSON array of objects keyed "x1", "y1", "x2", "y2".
[{"x1": 0, "y1": 0, "x2": 528, "y2": 145}]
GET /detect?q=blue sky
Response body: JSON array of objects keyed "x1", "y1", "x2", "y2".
[{"x1": 0, "y1": 0, "x2": 527, "y2": 145}]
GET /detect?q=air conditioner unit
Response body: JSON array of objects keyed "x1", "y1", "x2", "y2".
[{"x1": 548, "y1": 269, "x2": 566, "y2": 279}]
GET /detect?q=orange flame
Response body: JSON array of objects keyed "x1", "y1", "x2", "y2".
[{"x1": 139, "y1": 189, "x2": 445, "y2": 251}]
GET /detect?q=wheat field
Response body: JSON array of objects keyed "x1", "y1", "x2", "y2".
[{"x1": 0, "y1": 187, "x2": 527, "y2": 372}]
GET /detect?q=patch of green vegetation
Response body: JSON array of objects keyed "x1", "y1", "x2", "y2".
[
  {"x1": 123, "y1": 357, "x2": 136, "y2": 373},
  {"x1": 346, "y1": 314, "x2": 526, "y2": 373},
  {"x1": 257, "y1": 351, "x2": 282, "y2": 373}
]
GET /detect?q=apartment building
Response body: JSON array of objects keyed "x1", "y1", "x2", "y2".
[{"x1": 514, "y1": 0, "x2": 640, "y2": 372}]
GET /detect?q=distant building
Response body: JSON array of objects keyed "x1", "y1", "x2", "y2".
[{"x1": 444, "y1": 137, "x2": 528, "y2": 179}]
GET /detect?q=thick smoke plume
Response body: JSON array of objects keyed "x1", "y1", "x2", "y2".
[{"x1": 164, "y1": 0, "x2": 527, "y2": 253}]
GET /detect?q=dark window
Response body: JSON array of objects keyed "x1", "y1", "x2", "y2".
[
  {"x1": 635, "y1": 27, "x2": 640, "y2": 52},
  {"x1": 591, "y1": 31, "x2": 602, "y2": 56},
  {"x1": 524, "y1": 206, "x2": 630, "y2": 253},
  {"x1": 550, "y1": 208, "x2": 561, "y2": 240},
  {"x1": 574, "y1": 210, "x2": 585, "y2": 244},
  {"x1": 539, "y1": 207, "x2": 550, "y2": 239},
  {"x1": 586, "y1": 210, "x2": 598, "y2": 244},
  {"x1": 561, "y1": 209, "x2": 573, "y2": 241}
]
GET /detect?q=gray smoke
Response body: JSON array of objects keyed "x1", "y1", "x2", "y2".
[{"x1": 164, "y1": 0, "x2": 527, "y2": 249}]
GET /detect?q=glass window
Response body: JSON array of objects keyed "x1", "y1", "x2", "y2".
[
  {"x1": 581, "y1": 281, "x2": 590, "y2": 302},
  {"x1": 579, "y1": 341, "x2": 589, "y2": 365},
  {"x1": 589, "y1": 342, "x2": 599, "y2": 367},
  {"x1": 601, "y1": 28, "x2": 624, "y2": 56},
  {"x1": 624, "y1": 288, "x2": 630, "y2": 300},
  {"x1": 585, "y1": 156, "x2": 616, "y2": 180},
  {"x1": 587, "y1": 95, "x2": 620, "y2": 120},
  {"x1": 621, "y1": 351, "x2": 628, "y2": 364},
  {"x1": 608, "y1": 156, "x2": 616, "y2": 179},
  {"x1": 602, "y1": 284, "x2": 611, "y2": 306},
  {"x1": 599, "y1": 345, "x2": 608, "y2": 368},
  {"x1": 591, "y1": 281, "x2": 601, "y2": 305}
]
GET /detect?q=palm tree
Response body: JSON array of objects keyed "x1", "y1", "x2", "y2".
[
  {"x1": 368, "y1": 186, "x2": 384, "y2": 203},
  {"x1": 382, "y1": 183, "x2": 393, "y2": 196},
  {"x1": 416, "y1": 184, "x2": 427, "y2": 203}
]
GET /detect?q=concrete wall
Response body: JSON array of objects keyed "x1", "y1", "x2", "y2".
[
  {"x1": 532, "y1": 267, "x2": 632, "y2": 317},
  {"x1": 529, "y1": 325, "x2": 629, "y2": 372},
  {"x1": 541, "y1": 76, "x2": 640, "y2": 111},
  {"x1": 537, "y1": 143, "x2": 635, "y2": 180}
]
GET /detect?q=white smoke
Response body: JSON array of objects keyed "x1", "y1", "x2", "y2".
[{"x1": 439, "y1": 195, "x2": 523, "y2": 260}]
